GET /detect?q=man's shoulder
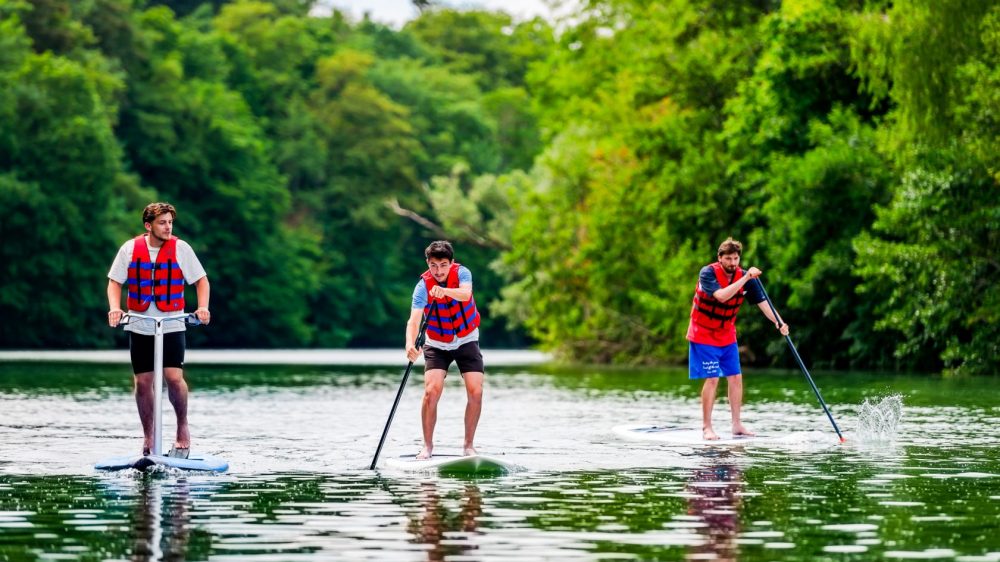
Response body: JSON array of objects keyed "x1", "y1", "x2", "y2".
[{"x1": 116, "y1": 238, "x2": 137, "y2": 255}]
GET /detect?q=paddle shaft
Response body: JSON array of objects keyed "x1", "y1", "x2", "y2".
[
  {"x1": 755, "y1": 279, "x2": 846, "y2": 442},
  {"x1": 153, "y1": 319, "x2": 164, "y2": 456},
  {"x1": 119, "y1": 312, "x2": 199, "y2": 456},
  {"x1": 370, "y1": 300, "x2": 435, "y2": 470}
]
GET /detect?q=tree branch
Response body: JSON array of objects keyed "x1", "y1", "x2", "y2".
[{"x1": 386, "y1": 197, "x2": 511, "y2": 250}]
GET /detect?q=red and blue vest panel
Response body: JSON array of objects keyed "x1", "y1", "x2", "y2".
[
  {"x1": 421, "y1": 262, "x2": 481, "y2": 343},
  {"x1": 127, "y1": 235, "x2": 185, "y2": 312},
  {"x1": 690, "y1": 262, "x2": 745, "y2": 331}
]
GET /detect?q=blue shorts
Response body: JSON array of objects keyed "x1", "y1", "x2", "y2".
[{"x1": 688, "y1": 342, "x2": 741, "y2": 379}]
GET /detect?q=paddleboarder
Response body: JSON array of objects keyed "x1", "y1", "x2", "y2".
[
  {"x1": 405, "y1": 241, "x2": 484, "y2": 459},
  {"x1": 687, "y1": 237, "x2": 788, "y2": 440},
  {"x1": 106, "y1": 202, "x2": 211, "y2": 458}
]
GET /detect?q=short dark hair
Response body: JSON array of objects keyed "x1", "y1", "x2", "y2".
[
  {"x1": 425, "y1": 240, "x2": 454, "y2": 261},
  {"x1": 717, "y1": 237, "x2": 743, "y2": 257},
  {"x1": 143, "y1": 202, "x2": 176, "y2": 225}
]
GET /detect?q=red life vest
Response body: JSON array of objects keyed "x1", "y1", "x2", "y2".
[
  {"x1": 127, "y1": 235, "x2": 185, "y2": 312},
  {"x1": 690, "y1": 262, "x2": 745, "y2": 333},
  {"x1": 421, "y1": 263, "x2": 480, "y2": 343}
]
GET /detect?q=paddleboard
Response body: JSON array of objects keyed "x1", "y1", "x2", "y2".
[
  {"x1": 383, "y1": 454, "x2": 516, "y2": 476},
  {"x1": 613, "y1": 424, "x2": 779, "y2": 445},
  {"x1": 95, "y1": 452, "x2": 228, "y2": 473}
]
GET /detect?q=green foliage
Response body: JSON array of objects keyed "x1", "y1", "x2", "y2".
[
  {"x1": 405, "y1": 9, "x2": 554, "y2": 90},
  {"x1": 850, "y1": 2, "x2": 999, "y2": 374},
  {"x1": 0, "y1": 10, "x2": 129, "y2": 346},
  {"x1": 854, "y1": 152, "x2": 998, "y2": 373},
  {"x1": 0, "y1": 0, "x2": 993, "y2": 374}
]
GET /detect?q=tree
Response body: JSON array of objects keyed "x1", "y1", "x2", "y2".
[
  {"x1": 0, "y1": 7, "x2": 132, "y2": 347},
  {"x1": 852, "y1": 1, "x2": 1000, "y2": 374}
]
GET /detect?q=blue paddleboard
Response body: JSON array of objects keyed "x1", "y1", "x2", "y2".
[{"x1": 95, "y1": 452, "x2": 228, "y2": 472}]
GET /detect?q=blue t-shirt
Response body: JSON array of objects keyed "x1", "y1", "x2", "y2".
[
  {"x1": 699, "y1": 266, "x2": 766, "y2": 305},
  {"x1": 412, "y1": 265, "x2": 473, "y2": 309}
]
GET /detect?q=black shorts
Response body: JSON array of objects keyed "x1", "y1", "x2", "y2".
[
  {"x1": 129, "y1": 331, "x2": 186, "y2": 374},
  {"x1": 423, "y1": 341, "x2": 485, "y2": 374}
]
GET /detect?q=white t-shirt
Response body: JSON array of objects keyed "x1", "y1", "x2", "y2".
[{"x1": 108, "y1": 236, "x2": 207, "y2": 335}]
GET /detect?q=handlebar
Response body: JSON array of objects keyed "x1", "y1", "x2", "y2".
[{"x1": 120, "y1": 312, "x2": 202, "y2": 327}]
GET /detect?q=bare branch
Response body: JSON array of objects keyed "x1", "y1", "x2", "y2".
[
  {"x1": 386, "y1": 197, "x2": 447, "y2": 237},
  {"x1": 386, "y1": 197, "x2": 510, "y2": 250}
]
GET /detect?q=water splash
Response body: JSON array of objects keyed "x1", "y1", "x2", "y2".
[{"x1": 855, "y1": 394, "x2": 903, "y2": 441}]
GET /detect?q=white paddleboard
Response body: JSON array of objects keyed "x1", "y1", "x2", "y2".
[
  {"x1": 613, "y1": 424, "x2": 779, "y2": 445},
  {"x1": 383, "y1": 453, "x2": 517, "y2": 475}
]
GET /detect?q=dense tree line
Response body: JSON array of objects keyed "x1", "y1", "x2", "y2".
[
  {"x1": 0, "y1": 0, "x2": 550, "y2": 350},
  {"x1": 0, "y1": 0, "x2": 995, "y2": 374},
  {"x1": 491, "y1": 0, "x2": 997, "y2": 374}
]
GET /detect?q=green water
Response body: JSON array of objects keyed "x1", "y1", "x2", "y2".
[{"x1": 1, "y1": 360, "x2": 998, "y2": 561}]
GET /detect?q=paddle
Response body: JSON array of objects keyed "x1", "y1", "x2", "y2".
[
  {"x1": 755, "y1": 279, "x2": 846, "y2": 443},
  {"x1": 370, "y1": 298, "x2": 436, "y2": 470}
]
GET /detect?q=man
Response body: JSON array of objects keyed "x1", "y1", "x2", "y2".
[
  {"x1": 687, "y1": 237, "x2": 788, "y2": 440},
  {"x1": 405, "y1": 240, "x2": 484, "y2": 459},
  {"x1": 107, "y1": 202, "x2": 211, "y2": 458}
]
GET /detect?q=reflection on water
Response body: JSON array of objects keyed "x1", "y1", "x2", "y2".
[
  {"x1": 129, "y1": 478, "x2": 193, "y2": 562},
  {"x1": 408, "y1": 482, "x2": 482, "y2": 561},
  {"x1": 1, "y1": 362, "x2": 999, "y2": 560},
  {"x1": 687, "y1": 450, "x2": 743, "y2": 561}
]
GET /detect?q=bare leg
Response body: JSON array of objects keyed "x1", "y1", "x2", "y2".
[
  {"x1": 164, "y1": 367, "x2": 190, "y2": 448},
  {"x1": 461, "y1": 372, "x2": 484, "y2": 456},
  {"x1": 418, "y1": 370, "x2": 446, "y2": 459},
  {"x1": 728, "y1": 374, "x2": 754, "y2": 436},
  {"x1": 701, "y1": 377, "x2": 720, "y2": 440},
  {"x1": 134, "y1": 372, "x2": 155, "y2": 453}
]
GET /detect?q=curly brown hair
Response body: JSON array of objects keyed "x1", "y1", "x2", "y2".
[
  {"x1": 142, "y1": 202, "x2": 176, "y2": 225},
  {"x1": 717, "y1": 237, "x2": 743, "y2": 257}
]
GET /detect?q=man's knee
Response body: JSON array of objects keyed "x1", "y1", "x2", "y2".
[
  {"x1": 134, "y1": 373, "x2": 154, "y2": 392},
  {"x1": 466, "y1": 384, "x2": 483, "y2": 404},
  {"x1": 424, "y1": 372, "x2": 445, "y2": 401},
  {"x1": 462, "y1": 372, "x2": 484, "y2": 402}
]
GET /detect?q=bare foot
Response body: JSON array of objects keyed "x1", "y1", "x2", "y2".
[
  {"x1": 416, "y1": 447, "x2": 433, "y2": 460},
  {"x1": 703, "y1": 428, "x2": 720, "y2": 441},
  {"x1": 463, "y1": 446, "x2": 478, "y2": 457},
  {"x1": 733, "y1": 424, "x2": 756, "y2": 437}
]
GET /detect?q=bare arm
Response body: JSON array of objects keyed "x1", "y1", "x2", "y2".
[
  {"x1": 712, "y1": 267, "x2": 761, "y2": 303},
  {"x1": 756, "y1": 301, "x2": 790, "y2": 336},
  {"x1": 405, "y1": 308, "x2": 425, "y2": 361},
  {"x1": 107, "y1": 280, "x2": 124, "y2": 327},
  {"x1": 193, "y1": 276, "x2": 211, "y2": 325},
  {"x1": 428, "y1": 282, "x2": 472, "y2": 302}
]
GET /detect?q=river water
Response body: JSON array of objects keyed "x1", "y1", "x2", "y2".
[{"x1": 0, "y1": 352, "x2": 997, "y2": 561}]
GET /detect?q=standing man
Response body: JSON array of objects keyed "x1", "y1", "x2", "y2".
[
  {"x1": 687, "y1": 237, "x2": 788, "y2": 440},
  {"x1": 106, "y1": 202, "x2": 211, "y2": 458},
  {"x1": 405, "y1": 241, "x2": 484, "y2": 459}
]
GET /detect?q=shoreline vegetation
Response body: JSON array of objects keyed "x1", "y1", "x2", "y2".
[{"x1": 0, "y1": 1, "x2": 996, "y2": 374}]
